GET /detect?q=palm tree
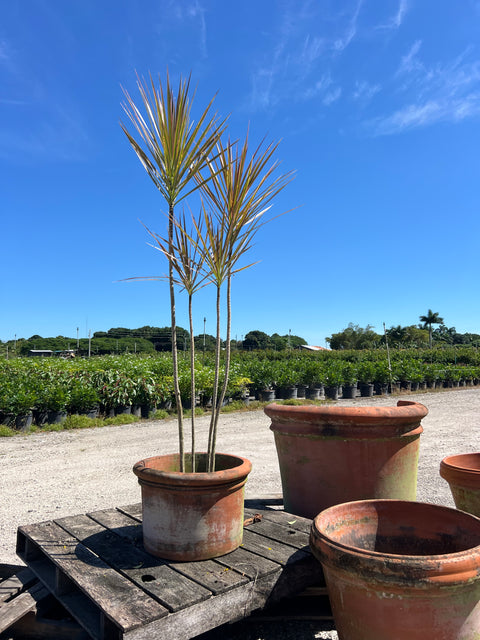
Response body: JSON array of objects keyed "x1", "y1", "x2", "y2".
[
  {"x1": 419, "y1": 309, "x2": 444, "y2": 348},
  {"x1": 121, "y1": 72, "x2": 227, "y2": 471}
]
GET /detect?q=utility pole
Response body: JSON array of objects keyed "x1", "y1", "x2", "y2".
[
  {"x1": 203, "y1": 317, "x2": 206, "y2": 363},
  {"x1": 88, "y1": 330, "x2": 92, "y2": 358},
  {"x1": 77, "y1": 327, "x2": 79, "y2": 349},
  {"x1": 383, "y1": 322, "x2": 392, "y2": 387}
]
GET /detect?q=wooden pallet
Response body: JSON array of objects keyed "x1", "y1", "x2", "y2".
[
  {"x1": 17, "y1": 499, "x2": 328, "y2": 640},
  {"x1": 0, "y1": 566, "x2": 48, "y2": 635}
]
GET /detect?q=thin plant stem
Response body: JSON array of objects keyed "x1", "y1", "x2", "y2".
[
  {"x1": 169, "y1": 203, "x2": 184, "y2": 471},
  {"x1": 188, "y1": 292, "x2": 196, "y2": 472},
  {"x1": 209, "y1": 270, "x2": 232, "y2": 471},
  {"x1": 207, "y1": 284, "x2": 222, "y2": 471}
]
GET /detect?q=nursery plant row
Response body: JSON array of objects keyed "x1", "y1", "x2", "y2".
[{"x1": 1, "y1": 348, "x2": 479, "y2": 427}]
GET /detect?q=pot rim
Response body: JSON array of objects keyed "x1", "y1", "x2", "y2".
[
  {"x1": 440, "y1": 453, "x2": 480, "y2": 489},
  {"x1": 265, "y1": 400, "x2": 427, "y2": 424},
  {"x1": 133, "y1": 452, "x2": 252, "y2": 488},
  {"x1": 440, "y1": 453, "x2": 480, "y2": 475},
  {"x1": 311, "y1": 499, "x2": 480, "y2": 583}
]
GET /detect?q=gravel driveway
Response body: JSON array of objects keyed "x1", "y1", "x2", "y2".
[{"x1": 1, "y1": 388, "x2": 479, "y2": 639}]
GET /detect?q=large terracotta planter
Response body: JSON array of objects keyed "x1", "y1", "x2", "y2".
[
  {"x1": 440, "y1": 453, "x2": 480, "y2": 517},
  {"x1": 264, "y1": 400, "x2": 427, "y2": 518},
  {"x1": 310, "y1": 499, "x2": 480, "y2": 640},
  {"x1": 133, "y1": 452, "x2": 251, "y2": 561}
]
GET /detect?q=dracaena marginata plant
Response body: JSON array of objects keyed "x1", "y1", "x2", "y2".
[
  {"x1": 121, "y1": 71, "x2": 293, "y2": 472},
  {"x1": 121, "y1": 71, "x2": 227, "y2": 470}
]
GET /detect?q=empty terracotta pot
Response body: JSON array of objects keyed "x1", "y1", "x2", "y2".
[
  {"x1": 133, "y1": 452, "x2": 252, "y2": 561},
  {"x1": 264, "y1": 400, "x2": 427, "y2": 518},
  {"x1": 310, "y1": 499, "x2": 480, "y2": 639},
  {"x1": 440, "y1": 453, "x2": 480, "y2": 517}
]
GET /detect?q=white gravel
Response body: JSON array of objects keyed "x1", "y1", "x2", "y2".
[{"x1": 1, "y1": 388, "x2": 479, "y2": 639}]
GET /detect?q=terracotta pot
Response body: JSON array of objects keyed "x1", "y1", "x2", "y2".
[
  {"x1": 440, "y1": 453, "x2": 480, "y2": 517},
  {"x1": 133, "y1": 452, "x2": 252, "y2": 561},
  {"x1": 264, "y1": 400, "x2": 427, "y2": 518},
  {"x1": 310, "y1": 499, "x2": 480, "y2": 640}
]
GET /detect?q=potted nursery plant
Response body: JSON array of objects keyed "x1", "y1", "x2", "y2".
[
  {"x1": 357, "y1": 360, "x2": 376, "y2": 397},
  {"x1": 121, "y1": 71, "x2": 292, "y2": 560},
  {"x1": 34, "y1": 377, "x2": 70, "y2": 425},
  {"x1": 68, "y1": 379, "x2": 100, "y2": 418},
  {"x1": 341, "y1": 361, "x2": 358, "y2": 399}
]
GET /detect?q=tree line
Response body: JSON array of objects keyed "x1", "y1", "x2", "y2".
[
  {"x1": 326, "y1": 311, "x2": 480, "y2": 350},
  {"x1": 1, "y1": 326, "x2": 308, "y2": 356}
]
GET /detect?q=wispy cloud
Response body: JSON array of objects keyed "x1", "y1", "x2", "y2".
[
  {"x1": 157, "y1": 0, "x2": 208, "y2": 59},
  {"x1": 352, "y1": 80, "x2": 380, "y2": 103},
  {"x1": 0, "y1": 40, "x2": 9, "y2": 61},
  {"x1": 376, "y1": 0, "x2": 409, "y2": 30},
  {"x1": 248, "y1": 1, "x2": 362, "y2": 111},
  {"x1": 302, "y1": 74, "x2": 332, "y2": 100},
  {"x1": 323, "y1": 87, "x2": 342, "y2": 106},
  {"x1": 186, "y1": 1, "x2": 207, "y2": 59},
  {"x1": 370, "y1": 43, "x2": 480, "y2": 134},
  {"x1": 332, "y1": 0, "x2": 363, "y2": 53},
  {"x1": 396, "y1": 39, "x2": 423, "y2": 76}
]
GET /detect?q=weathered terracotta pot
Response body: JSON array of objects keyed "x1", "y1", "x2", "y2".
[
  {"x1": 264, "y1": 400, "x2": 427, "y2": 518},
  {"x1": 310, "y1": 499, "x2": 480, "y2": 640},
  {"x1": 133, "y1": 452, "x2": 251, "y2": 561},
  {"x1": 440, "y1": 453, "x2": 480, "y2": 517}
]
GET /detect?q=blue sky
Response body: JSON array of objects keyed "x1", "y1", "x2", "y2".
[{"x1": 1, "y1": 1, "x2": 480, "y2": 346}]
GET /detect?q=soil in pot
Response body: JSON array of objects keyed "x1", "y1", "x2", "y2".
[
  {"x1": 133, "y1": 452, "x2": 252, "y2": 561},
  {"x1": 310, "y1": 499, "x2": 480, "y2": 640},
  {"x1": 440, "y1": 453, "x2": 480, "y2": 517},
  {"x1": 264, "y1": 400, "x2": 427, "y2": 518}
]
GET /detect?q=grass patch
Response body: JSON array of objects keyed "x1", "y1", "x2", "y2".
[
  {"x1": 0, "y1": 425, "x2": 15, "y2": 437},
  {"x1": 103, "y1": 414, "x2": 140, "y2": 426},
  {"x1": 276, "y1": 398, "x2": 328, "y2": 406},
  {"x1": 151, "y1": 409, "x2": 170, "y2": 420},
  {"x1": 183, "y1": 407, "x2": 205, "y2": 418}
]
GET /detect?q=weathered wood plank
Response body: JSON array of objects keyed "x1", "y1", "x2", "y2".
[
  {"x1": 247, "y1": 507, "x2": 313, "y2": 535},
  {"x1": 88, "y1": 508, "x2": 250, "y2": 595},
  {"x1": 17, "y1": 521, "x2": 167, "y2": 634},
  {"x1": 117, "y1": 504, "x2": 142, "y2": 520},
  {"x1": 240, "y1": 529, "x2": 311, "y2": 566},
  {"x1": 213, "y1": 545, "x2": 281, "y2": 579},
  {"x1": 0, "y1": 567, "x2": 37, "y2": 603},
  {"x1": 243, "y1": 512, "x2": 310, "y2": 550},
  {"x1": 56, "y1": 513, "x2": 212, "y2": 611},
  {"x1": 168, "y1": 559, "x2": 248, "y2": 596},
  {"x1": 121, "y1": 569, "x2": 284, "y2": 640},
  {"x1": 88, "y1": 508, "x2": 143, "y2": 545},
  {"x1": 0, "y1": 580, "x2": 49, "y2": 633}
]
